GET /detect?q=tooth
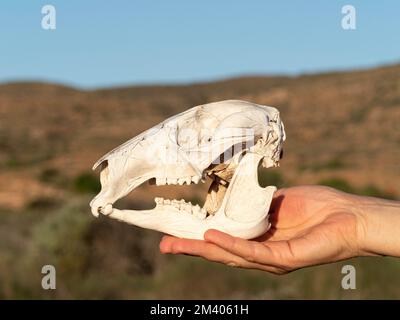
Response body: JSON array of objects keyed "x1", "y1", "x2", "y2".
[
  {"x1": 182, "y1": 202, "x2": 192, "y2": 212},
  {"x1": 185, "y1": 177, "x2": 191, "y2": 185},
  {"x1": 163, "y1": 199, "x2": 171, "y2": 205},
  {"x1": 178, "y1": 178, "x2": 185, "y2": 185},
  {"x1": 167, "y1": 178, "x2": 178, "y2": 185},
  {"x1": 178, "y1": 199, "x2": 186, "y2": 209},
  {"x1": 191, "y1": 176, "x2": 200, "y2": 184},
  {"x1": 172, "y1": 200, "x2": 180, "y2": 209},
  {"x1": 102, "y1": 204, "x2": 113, "y2": 215},
  {"x1": 191, "y1": 204, "x2": 206, "y2": 219},
  {"x1": 156, "y1": 177, "x2": 167, "y2": 185},
  {"x1": 155, "y1": 197, "x2": 163, "y2": 204}
]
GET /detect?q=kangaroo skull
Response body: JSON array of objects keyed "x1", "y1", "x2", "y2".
[{"x1": 90, "y1": 100, "x2": 286, "y2": 239}]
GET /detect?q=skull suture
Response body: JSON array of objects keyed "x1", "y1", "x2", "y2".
[{"x1": 90, "y1": 100, "x2": 286, "y2": 239}]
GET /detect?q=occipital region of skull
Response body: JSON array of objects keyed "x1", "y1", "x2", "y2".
[{"x1": 90, "y1": 100, "x2": 286, "y2": 240}]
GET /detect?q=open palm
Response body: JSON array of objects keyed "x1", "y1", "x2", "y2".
[{"x1": 160, "y1": 186, "x2": 364, "y2": 274}]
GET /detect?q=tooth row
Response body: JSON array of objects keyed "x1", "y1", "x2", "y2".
[
  {"x1": 154, "y1": 197, "x2": 207, "y2": 219},
  {"x1": 156, "y1": 175, "x2": 202, "y2": 186}
]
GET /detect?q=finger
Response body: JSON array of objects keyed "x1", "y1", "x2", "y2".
[
  {"x1": 159, "y1": 235, "x2": 175, "y2": 253},
  {"x1": 159, "y1": 235, "x2": 284, "y2": 273},
  {"x1": 204, "y1": 229, "x2": 296, "y2": 270},
  {"x1": 161, "y1": 235, "x2": 244, "y2": 264}
]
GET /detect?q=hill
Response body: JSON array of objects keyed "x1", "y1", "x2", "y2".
[{"x1": 1, "y1": 64, "x2": 399, "y2": 209}]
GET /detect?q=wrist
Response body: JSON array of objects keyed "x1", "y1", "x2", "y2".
[{"x1": 352, "y1": 195, "x2": 400, "y2": 257}]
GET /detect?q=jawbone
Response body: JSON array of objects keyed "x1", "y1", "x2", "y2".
[{"x1": 100, "y1": 153, "x2": 275, "y2": 239}]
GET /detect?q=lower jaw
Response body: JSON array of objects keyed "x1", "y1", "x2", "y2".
[{"x1": 102, "y1": 206, "x2": 272, "y2": 240}]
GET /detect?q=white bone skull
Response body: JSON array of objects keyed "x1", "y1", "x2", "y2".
[{"x1": 90, "y1": 100, "x2": 286, "y2": 240}]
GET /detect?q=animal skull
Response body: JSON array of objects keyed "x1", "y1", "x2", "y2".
[{"x1": 90, "y1": 100, "x2": 286, "y2": 240}]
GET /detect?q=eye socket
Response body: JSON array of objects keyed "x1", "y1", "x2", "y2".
[{"x1": 280, "y1": 149, "x2": 284, "y2": 160}]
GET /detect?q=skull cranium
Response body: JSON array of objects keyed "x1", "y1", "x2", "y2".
[{"x1": 90, "y1": 100, "x2": 286, "y2": 239}]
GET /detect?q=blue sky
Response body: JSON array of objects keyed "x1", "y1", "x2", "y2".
[{"x1": 1, "y1": 1, "x2": 399, "y2": 88}]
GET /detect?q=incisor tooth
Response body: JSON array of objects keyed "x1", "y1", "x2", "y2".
[{"x1": 103, "y1": 204, "x2": 113, "y2": 215}]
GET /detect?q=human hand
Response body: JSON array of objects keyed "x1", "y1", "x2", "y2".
[{"x1": 160, "y1": 185, "x2": 386, "y2": 274}]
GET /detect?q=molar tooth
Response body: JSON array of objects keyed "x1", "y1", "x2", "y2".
[
  {"x1": 155, "y1": 197, "x2": 164, "y2": 205},
  {"x1": 193, "y1": 205, "x2": 206, "y2": 219},
  {"x1": 156, "y1": 177, "x2": 167, "y2": 186},
  {"x1": 192, "y1": 205, "x2": 207, "y2": 219},
  {"x1": 191, "y1": 176, "x2": 201, "y2": 184},
  {"x1": 182, "y1": 202, "x2": 192, "y2": 212},
  {"x1": 178, "y1": 178, "x2": 185, "y2": 185},
  {"x1": 167, "y1": 178, "x2": 178, "y2": 185},
  {"x1": 185, "y1": 177, "x2": 191, "y2": 185},
  {"x1": 163, "y1": 199, "x2": 171, "y2": 205},
  {"x1": 172, "y1": 200, "x2": 180, "y2": 209}
]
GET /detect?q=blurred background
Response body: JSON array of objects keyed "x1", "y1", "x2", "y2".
[{"x1": 0, "y1": 1, "x2": 399, "y2": 299}]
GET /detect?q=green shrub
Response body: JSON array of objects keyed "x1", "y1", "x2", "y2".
[
  {"x1": 318, "y1": 179, "x2": 397, "y2": 200},
  {"x1": 318, "y1": 178, "x2": 354, "y2": 193},
  {"x1": 359, "y1": 185, "x2": 397, "y2": 200},
  {"x1": 27, "y1": 197, "x2": 59, "y2": 210},
  {"x1": 321, "y1": 158, "x2": 345, "y2": 170},
  {"x1": 5, "y1": 157, "x2": 19, "y2": 168},
  {"x1": 299, "y1": 158, "x2": 346, "y2": 172},
  {"x1": 39, "y1": 167, "x2": 69, "y2": 188},
  {"x1": 39, "y1": 168, "x2": 60, "y2": 183},
  {"x1": 258, "y1": 169, "x2": 284, "y2": 188},
  {"x1": 73, "y1": 172, "x2": 100, "y2": 194}
]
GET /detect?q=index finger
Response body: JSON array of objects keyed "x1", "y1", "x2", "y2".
[{"x1": 159, "y1": 235, "x2": 283, "y2": 272}]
